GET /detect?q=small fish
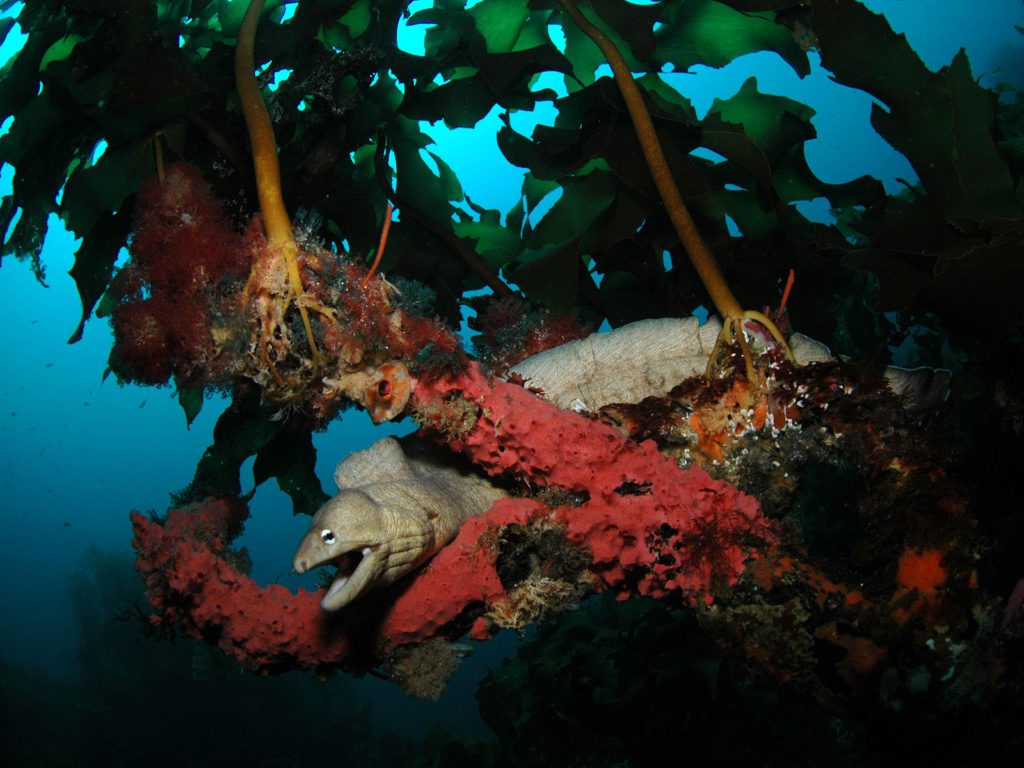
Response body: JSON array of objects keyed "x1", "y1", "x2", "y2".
[{"x1": 139, "y1": 400, "x2": 146, "y2": 409}]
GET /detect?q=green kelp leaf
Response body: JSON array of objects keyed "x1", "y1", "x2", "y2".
[
  {"x1": 806, "y1": 0, "x2": 942, "y2": 190},
  {"x1": 476, "y1": 45, "x2": 574, "y2": 103},
  {"x1": 557, "y1": 0, "x2": 660, "y2": 85},
  {"x1": 428, "y1": 148, "x2": 465, "y2": 204},
  {"x1": 385, "y1": 221, "x2": 468, "y2": 323},
  {"x1": 526, "y1": 167, "x2": 618, "y2": 249},
  {"x1": 68, "y1": 209, "x2": 132, "y2": 343},
  {"x1": 809, "y1": 0, "x2": 1018, "y2": 223},
  {"x1": 602, "y1": 111, "x2": 707, "y2": 202},
  {"x1": 178, "y1": 386, "x2": 204, "y2": 429},
  {"x1": 858, "y1": 189, "x2": 966, "y2": 254},
  {"x1": 584, "y1": 185, "x2": 650, "y2": 252},
  {"x1": 699, "y1": 128, "x2": 773, "y2": 200},
  {"x1": 697, "y1": 186, "x2": 778, "y2": 238},
  {"x1": 1, "y1": 108, "x2": 83, "y2": 275},
  {"x1": 316, "y1": 20, "x2": 356, "y2": 53},
  {"x1": 188, "y1": 395, "x2": 281, "y2": 501},
  {"x1": 842, "y1": 247, "x2": 940, "y2": 312},
  {"x1": 829, "y1": 269, "x2": 894, "y2": 360},
  {"x1": 253, "y1": 427, "x2": 328, "y2": 516},
  {"x1": 468, "y1": 0, "x2": 530, "y2": 53},
  {"x1": 506, "y1": 242, "x2": 582, "y2": 313},
  {"x1": 599, "y1": 269, "x2": 653, "y2": 325},
  {"x1": 402, "y1": 72, "x2": 495, "y2": 128},
  {"x1": 39, "y1": 33, "x2": 88, "y2": 71},
  {"x1": 523, "y1": 173, "x2": 561, "y2": 215},
  {"x1": 560, "y1": 14, "x2": 609, "y2": 87},
  {"x1": 0, "y1": 19, "x2": 63, "y2": 122},
  {"x1": 717, "y1": 0, "x2": 805, "y2": 9},
  {"x1": 484, "y1": 1, "x2": 552, "y2": 52},
  {"x1": 639, "y1": 71, "x2": 700, "y2": 121},
  {"x1": 60, "y1": 142, "x2": 151, "y2": 237},
  {"x1": 497, "y1": 81, "x2": 619, "y2": 178},
  {"x1": 588, "y1": 0, "x2": 661, "y2": 61},
  {"x1": 0, "y1": 88, "x2": 66, "y2": 166},
  {"x1": 654, "y1": 0, "x2": 809, "y2": 76},
  {"x1": 699, "y1": 75, "x2": 886, "y2": 228},
  {"x1": 216, "y1": 0, "x2": 250, "y2": 37},
  {"x1": 452, "y1": 206, "x2": 523, "y2": 274},
  {"x1": 0, "y1": 17, "x2": 15, "y2": 50},
  {"x1": 391, "y1": 116, "x2": 459, "y2": 224},
  {"x1": 411, "y1": 3, "x2": 474, "y2": 63},
  {"x1": 704, "y1": 78, "x2": 815, "y2": 165},
  {"x1": 340, "y1": 0, "x2": 371, "y2": 38},
  {"x1": 186, "y1": 391, "x2": 324, "y2": 512},
  {"x1": 116, "y1": 34, "x2": 210, "y2": 113},
  {"x1": 945, "y1": 50, "x2": 1021, "y2": 224}
]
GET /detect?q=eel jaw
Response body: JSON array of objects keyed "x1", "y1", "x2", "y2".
[
  {"x1": 295, "y1": 541, "x2": 384, "y2": 612},
  {"x1": 320, "y1": 544, "x2": 381, "y2": 611}
]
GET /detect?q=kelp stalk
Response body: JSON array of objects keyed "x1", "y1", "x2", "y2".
[
  {"x1": 236, "y1": 0, "x2": 321, "y2": 365},
  {"x1": 557, "y1": 0, "x2": 792, "y2": 378}
]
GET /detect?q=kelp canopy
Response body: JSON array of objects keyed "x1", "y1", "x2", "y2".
[{"x1": 1, "y1": 0, "x2": 1022, "y2": 505}]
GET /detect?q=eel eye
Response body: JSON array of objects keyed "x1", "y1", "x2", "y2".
[
  {"x1": 320, "y1": 529, "x2": 336, "y2": 545},
  {"x1": 377, "y1": 379, "x2": 392, "y2": 399}
]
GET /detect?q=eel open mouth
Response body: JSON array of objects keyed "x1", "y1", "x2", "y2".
[{"x1": 320, "y1": 544, "x2": 380, "y2": 611}]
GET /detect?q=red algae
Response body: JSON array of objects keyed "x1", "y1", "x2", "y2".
[{"x1": 108, "y1": 163, "x2": 247, "y2": 389}]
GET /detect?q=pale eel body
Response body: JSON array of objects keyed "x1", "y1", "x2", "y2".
[{"x1": 293, "y1": 436, "x2": 507, "y2": 611}]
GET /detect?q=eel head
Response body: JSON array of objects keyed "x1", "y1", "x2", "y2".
[{"x1": 293, "y1": 488, "x2": 433, "y2": 611}]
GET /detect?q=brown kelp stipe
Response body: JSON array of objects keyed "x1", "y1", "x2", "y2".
[
  {"x1": 557, "y1": 0, "x2": 794, "y2": 381},
  {"x1": 236, "y1": 0, "x2": 329, "y2": 370}
]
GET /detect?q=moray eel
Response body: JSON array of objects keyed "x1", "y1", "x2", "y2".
[{"x1": 293, "y1": 436, "x2": 507, "y2": 611}]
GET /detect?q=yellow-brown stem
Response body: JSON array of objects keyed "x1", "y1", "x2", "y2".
[
  {"x1": 236, "y1": 0, "x2": 292, "y2": 248},
  {"x1": 558, "y1": 0, "x2": 794, "y2": 377},
  {"x1": 363, "y1": 201, "x2": 394, "y2": 286},
  {"x1": 236, "y1": 0, "x2": 320, "y2": 366},
  {"x1": 557, "y1": 0, "x2": 742, "y2": 320}
]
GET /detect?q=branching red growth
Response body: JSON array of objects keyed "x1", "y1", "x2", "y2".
[
  {"x1": 109, "y1": 163, "x2": 247, "y2": 388},
  {"x1": 131, "y1": 366, "x2": 774, "y2": 672}
]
